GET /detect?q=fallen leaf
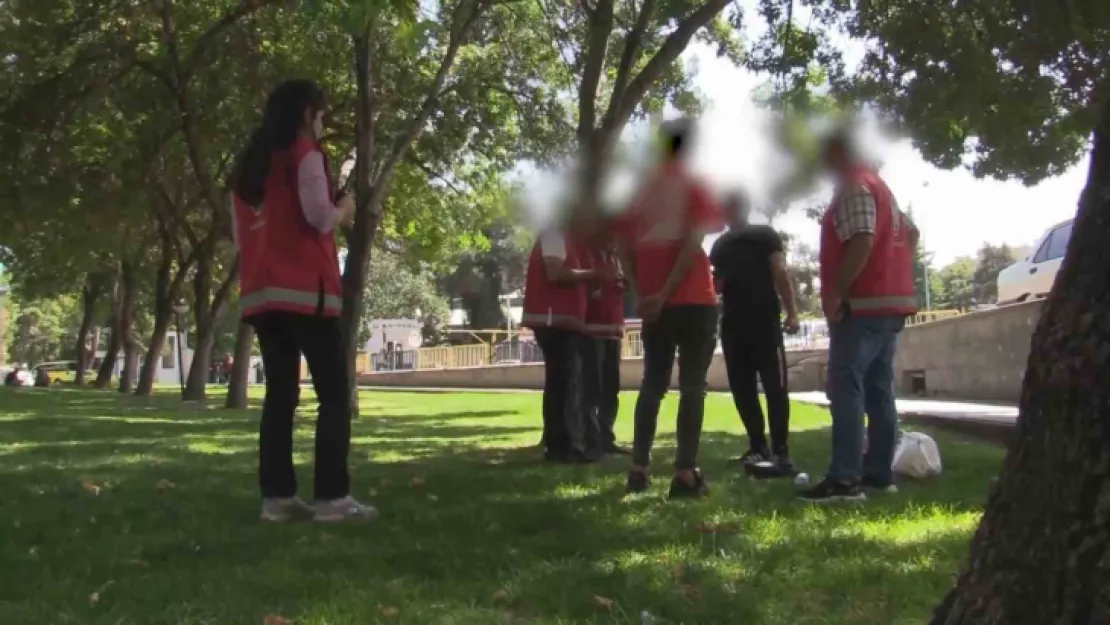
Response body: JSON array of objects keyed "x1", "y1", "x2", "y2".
[
  {"x1": 156, "y1": 479, "x2": 177, "y2": 491},
  {"x1": 427, "y1": 494, "x2": 439, "y2": 502},
  {"x1": 263, "y1": 615, "x2": 292, "y2": 625},
  {"x1": 379, "y1": 478, "x2": 391, "y2": 487},
  {"x1": 492, "y1": 588, "x2": 511, "y2": 603},
  {"x1": 410, "y1": 476, "x2": 425, "y2": 488},
  {"x1": 88, "y1": 592, "x2": 99, "y2": 606},
  {"x1": 593, "y1": 595, "x2": 614, "y2": 611},
  {"x1": 378, "y1": 605, "x2": 400, "y2": 618},
  {"x1": 386, "y1": 578, "x2": 404, "y2": 591},
  {"x1": 81, "y1": 480, "x2": 101, "y2": 496},
  {"x1": 129, "y1": 559, "x2": 149, "y2": 567},
  {"x1": 368, "y1": 488, "x2": 379, "y2": 497}
]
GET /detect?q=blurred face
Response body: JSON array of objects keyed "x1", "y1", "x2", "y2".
[
  {"x1": 304, "y1": 108, "x2": 325, "y2": 140},
  {"x1": 725, "y1": 196, "x2": 750, "y2": 227},
  {"x1": 821, "y1": 140, "x2": 848, "y2": 174}
]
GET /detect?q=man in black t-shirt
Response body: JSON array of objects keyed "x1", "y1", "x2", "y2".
[{"x1": 709, "y1": 192, "x2": 799, "y2": 474}]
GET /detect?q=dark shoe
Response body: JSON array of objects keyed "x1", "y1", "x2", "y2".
[
  {"x1": 797, "y1": 478, "x2": 866, "y2": 503},
  {"x1": 626, "y1": 470, "x2": 650, "y2": 494},
  {"x1": 727, "y1": 448, "x2": 771, "y2": 467},
  {"x1": 603, "y1": 443, "x2": 632, "y2": 456},
  {"x1": 744, "y1": 454, "x2": 795, "y2": 479},
  {"x1": 668, "y1": 468, "x2": 709, "y2": 500},
  {"x1": 860, "y1": 475, "x2": 899, "y2": 494}
]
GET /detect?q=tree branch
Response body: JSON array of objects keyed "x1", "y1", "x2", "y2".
[
  {"x1": 604, "y1": 0, "x2": 731, "y2": 134},
  {"x1": 611, "y1": 0, "x2": 657, "y2": 103},
  {"x1": 577, "y1": 0, "x2": 615, "y2": 143},
  {"x1": 182, "y1": 0, "x2": 281, "y2": 79},
  {"x1": 369, "y1": 0, "x2": 484, "y2": 210}
]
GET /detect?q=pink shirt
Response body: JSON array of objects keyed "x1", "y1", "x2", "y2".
[{"x1": 231, "y1": 150, "x2": 342, "y2": 250}]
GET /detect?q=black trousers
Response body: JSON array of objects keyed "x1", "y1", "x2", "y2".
[
  {"x1": 534, "y1": 327, "x2": 585, "y2": 454},
  {"x1": 720, "y1": 317, "x2": 790, "y2": 456},
  {"x1": 632, "y1": 305, "x2": 718, "y2": 470},
  {"x1": 249, "y1": 311, "x2": 351, "y2": 501},
  {"x1": 580, "y1": 337, "x2": 621, "y2": 451}
]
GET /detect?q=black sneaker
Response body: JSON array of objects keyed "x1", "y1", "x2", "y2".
[
  {"x1": 603, "y1": 443, "x2": 632, "y2": 456},
  {"x1": 668, "y1": 468, "x2": 709, "y2": 500},
  {"x1": 745, "y1": 454, "x2": 795, "y2": 479},
  {"x1": 727, "y1": 448, "x2": 771, "y2": 467},
  {"x1": 797, "y1": 478, "x2": 866, "y2": 503},
  {"x1": 860, "y1": 475, "x2": 898, "y2": 494},
  {"x1": 626, "y1": 470, "x2": 650, "y2": 494}
]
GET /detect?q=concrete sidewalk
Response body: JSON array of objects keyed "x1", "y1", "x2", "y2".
[{"x1": 791, "y1": 391, "x2": 1018, "y2": 443}]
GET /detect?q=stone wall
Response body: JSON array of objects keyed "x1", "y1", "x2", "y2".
[
  {"x1": 894, "y1": 300, "x2": 1042, "y2": 402},
  {"x1": 358, "y1": 348, "x2": 829, "y2": 393}
]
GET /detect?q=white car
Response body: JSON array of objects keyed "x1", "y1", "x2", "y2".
[{"x1": 996, "y1": 219, "x2": 1073, "y2": 305}]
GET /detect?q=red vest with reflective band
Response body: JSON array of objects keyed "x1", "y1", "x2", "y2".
[
  {"x1": 235, "y1": 136, "x2": 342, "y2": 319},
  {"x1": 584, "y1": 247, "x2": 625, "y2": 338},
  {"x1": 521, "y1": 234, "x2": 588, "y2": 331},
  {"x1": 819, "y1": 167, "x2": 917, "y2": 317}
]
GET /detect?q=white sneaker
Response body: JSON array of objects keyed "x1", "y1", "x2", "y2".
[
  {"x1": 260, "y1": 497, "x2": 314, "y2": 522},
  {"x1": 313, "y1": 496, "x2": 378, "y2": 523}
]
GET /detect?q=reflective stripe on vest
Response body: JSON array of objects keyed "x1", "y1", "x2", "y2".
[
  {"x1": 521, "y1": 311, "x2": 584, "y2": 329},
  {"x1": 848, "y1": 295, "x2": 918, "y2": 311},
  {"x1": 241, "y1": 287, "x2": 342, "y2": 312}
]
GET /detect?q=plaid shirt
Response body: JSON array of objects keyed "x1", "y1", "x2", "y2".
[{"x1": 831, "y1": 184, "x2": 911, "y2": 242}]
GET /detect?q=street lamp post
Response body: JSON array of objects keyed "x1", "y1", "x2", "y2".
[{"x1": 172, "y1": 299, "x2": 189, "y2": 398}]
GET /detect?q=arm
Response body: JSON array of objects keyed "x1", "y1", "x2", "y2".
[
  {"x1": 769, "y1": 251, "x2": 797, "y2": 319},
  {"x1": 297, "y1": 151, "x2": 343, "y2": 233},
  {"x1": 539, "y1": 231, "x2": 600, "y2": 284},
  {"x1": 832, "y1": 186, "x2": 878, "y2": 302},
  {"x1": 654, "y1": 184, "x2": 721, "y2": 302}
]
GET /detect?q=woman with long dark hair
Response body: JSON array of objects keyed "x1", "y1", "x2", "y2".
[{"x1": 229, "y1": 79, "x2": 374, "y2": 523}]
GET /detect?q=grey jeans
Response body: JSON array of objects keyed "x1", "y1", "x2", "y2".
[{"x1": 632, "y1": 305, "x2": 719, "y2": 470}]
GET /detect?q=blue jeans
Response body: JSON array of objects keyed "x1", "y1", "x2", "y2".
[{"x1": 826, "y1": 314, "x2": 905, "y2": 483}]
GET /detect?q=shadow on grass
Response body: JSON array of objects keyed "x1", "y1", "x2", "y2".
[{"x1": 0, "y1": 387, "x2": 998, "y2": 624}]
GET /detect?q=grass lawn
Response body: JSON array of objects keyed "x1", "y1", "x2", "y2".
[{"x1": 0, "y1": 387, "x2": 1004, "y2": 625}]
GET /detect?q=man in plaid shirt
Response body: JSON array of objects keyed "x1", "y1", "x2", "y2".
[{"x1": 800, "y1": 132, "x2": 920, "y2": 504}]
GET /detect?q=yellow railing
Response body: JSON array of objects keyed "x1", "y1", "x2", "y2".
[
  {"x1": 414, "y1": 344, "x2": 490, "y2": 370},
  {"x1": 357, "y1": 310, "x2": 966, "y2": 374},
  {"x1": 906, "y1": 309, "x2": 962, "y2": 326}
]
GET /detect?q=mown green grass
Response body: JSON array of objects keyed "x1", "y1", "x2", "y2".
[{"x1": 0, "y1": 386, "x2": 1004, "y2": 624}]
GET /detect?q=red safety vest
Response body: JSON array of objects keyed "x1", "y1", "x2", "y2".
[
  {"x1": 521, "y1": 233, "x2": 588, "y2": 331},
  {"x1": 584, "y1": 247, "x2": 625, "y2": 338},
  {"x1": 234, "y1": 136, "x2": 343, "y2": 319},
  {"x1": 819, "y1": 167, "x2": 918, "y2": 316}
]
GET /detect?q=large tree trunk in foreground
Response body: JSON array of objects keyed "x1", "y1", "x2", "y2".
[
  {"x1": 930, "y1": 100, "x2": 1110, "y2": 624},
  {"x1": 225, "y1": 323, "x2": 254, "y2": 409},
  {"x1": 340, "y1": 31, "x2": 380, "y2": 420}
]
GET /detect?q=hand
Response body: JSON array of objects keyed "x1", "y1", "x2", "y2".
[
  {"x1": 823, "y1": 295, "x2": 845, "y2": 322},
  {"x1": 336, "y1": 193, "x2": 356, "y2": 224},
  {"x1": 783, "y1": 313, "x2": 800, "y2": 335},
  {"x1": 638, "y1": 294, "x2": 665, "y2": 323}
]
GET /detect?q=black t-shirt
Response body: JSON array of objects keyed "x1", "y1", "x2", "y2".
[{"x1": 709, "y1": 225, "x2": 784, "y2": 330}]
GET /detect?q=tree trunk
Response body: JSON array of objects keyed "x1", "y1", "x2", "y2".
[
  {"x1": 929, "y1": 99, "x2": 1110, "y2": 624},
  {"x1": 183, "y1": 254, "x2": 237, "y2": 402},
  {"x1": 74, "y1": 277, "x2": 102, "y2": 386},
  {"x1": 136, "y1": 237, "x2": 193, "y2": 396},
  {"x1": 225, "y1": 323, "x2": 254, "y2": 409},
  {"x1": 340, "y1": 31, "x2": 379, "y2": 419},
  {"x1": 93, "y1": 276, "x2": 121, "y2": 389},
  {"x1": 117, "y1": 260, "x2": 138, "y2": 394}
]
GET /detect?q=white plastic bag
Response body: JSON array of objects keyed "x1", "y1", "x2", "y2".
[{"x1": 892, "y1": 431, "x2": 942, "y2": 478}]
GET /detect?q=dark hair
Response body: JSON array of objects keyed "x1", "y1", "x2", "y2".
[
  {"x1": 661, "y1": 119, "x2": 693, "y2": 158},
  {"x1": 231, "y1": 79, "x2": 327, "y2": 207}
]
